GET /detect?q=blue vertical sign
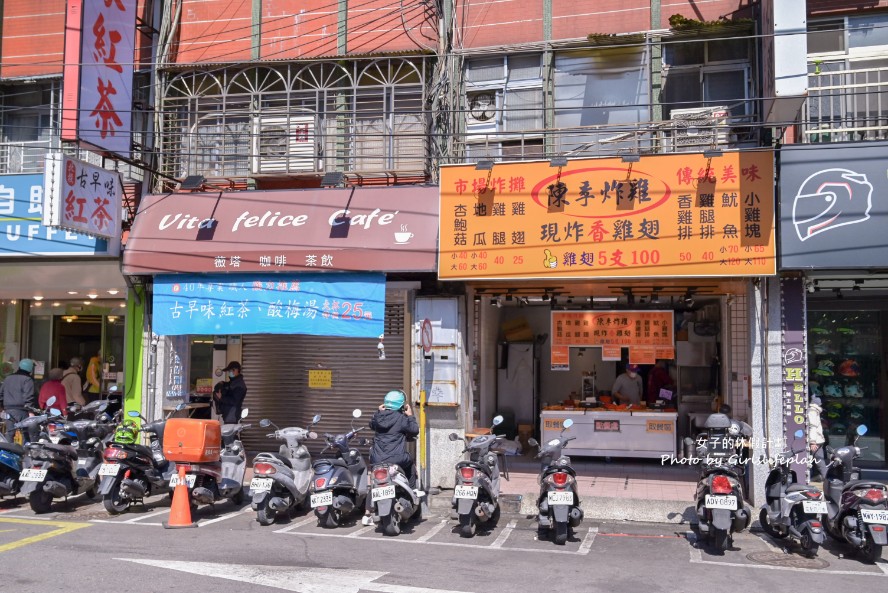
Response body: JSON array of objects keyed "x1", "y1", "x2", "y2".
[
  {"x1": 0, "y1": 174, "x2": 109, "y2": 255},
  {"x1": 152, "y1": 273, "x2": 385, "y2": 337}
]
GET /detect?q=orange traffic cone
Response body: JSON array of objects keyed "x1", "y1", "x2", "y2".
[{"x1": 163, "y1": 466, "x2": 197, "y2": 529}]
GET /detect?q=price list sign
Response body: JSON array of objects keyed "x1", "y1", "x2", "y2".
[
  {"x1": 438, "y1": 152, "x2": 775, "y2": 279},
  {"x1": 551, "y1": 311, "x2": 674, "y2": 370}
]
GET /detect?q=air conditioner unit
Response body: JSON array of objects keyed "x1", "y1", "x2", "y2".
[
  {"x1": 253, "y1": 115, "x2": 316, "y2": 174},
  {"x1": 669, "y1": 106, "x2": 730, "y2": 152}
]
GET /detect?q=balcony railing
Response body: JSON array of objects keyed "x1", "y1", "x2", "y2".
[
  {"x1": 803, "y1": 64, "x2": 888, "y2": 143},
  {"x1": 0, "y1": 140, "x2": 53, "y2": 174}
]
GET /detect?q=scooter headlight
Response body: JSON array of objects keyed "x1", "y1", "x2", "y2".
[{"x1": 486, "y1": 453, "x2": 496, "y2": 466}]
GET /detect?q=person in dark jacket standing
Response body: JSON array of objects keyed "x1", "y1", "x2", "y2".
[
  {"x1": 213, "y1": 361, "x2": 247, "y2": 424},
  {"x1": 0, "y1": 359, "x2": 36, "y2": 438},
  {"x1": 363, "y1": 389, "x2": 419, "y2": 526}
]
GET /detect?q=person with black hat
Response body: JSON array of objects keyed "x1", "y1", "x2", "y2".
[
  {"x1": 808, "y1": 394, "x2": 827, "y2": 483},
  {"x1": 213, "y1": 361, "x2": 247, "y2": 424}
]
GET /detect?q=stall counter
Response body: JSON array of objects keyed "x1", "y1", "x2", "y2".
[{"x1": 541, "y1": 409, "x2": 677, "y2": 459}]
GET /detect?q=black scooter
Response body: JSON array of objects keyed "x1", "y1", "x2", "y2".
[
  {"x1": 448, "y1": 415, "x2": 506, "y2": 538},
  {"x1": 823, "y1": 425, "x2": 888, "y2": 563},
  {"x1": 527, "y1": 417, "x2": 584, "y2": 545},
  {"x1": 691, "y1": 412, "x2": 753, "y2": 553},
  {"x1": 309, "y1": 409, "x2": 369, "y2": 527}
]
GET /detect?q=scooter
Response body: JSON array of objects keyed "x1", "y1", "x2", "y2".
[
  {"x1": 250, "y1": 414, "x2": 321, "y2": 525},
  {"x1": 0, "y1": 409, "x2": 32, "y2": 498},
  {"x1": 527, "y1": 418, "x2": 584, "y2": 545},
  {"x1": 309, "y1": 409, "x2": 369, "y2": 528},
  {"x1": 823, "y1": 425, "x2": 888, "y2": 563},
  {"x1": 369, "y1": 456, "x2": 425, "y2": 537},
  {"x1": 448, "y1": 414, "x2": 506, "y2": 538},
  {"x1": 97, "y1": 404, "x2": 186, "y2": 514},
  {"x1": 180, "y1": 408, "x2": 250, "y2": 508},
  {"x1": 18, "y1": 399, "x2": 115, "y2": 513},
  {"x1": 691, "y1": 412, "x2": 753, "y2": 553},
  {"x1": 758, "y1": 429, "x2": 826, "y2": 556}
]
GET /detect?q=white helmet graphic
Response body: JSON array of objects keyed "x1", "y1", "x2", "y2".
[{"x1": 792, "y1": 168, "x2": 873, "y2": 241}]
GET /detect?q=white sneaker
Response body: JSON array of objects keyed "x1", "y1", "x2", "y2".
[
  {"x1": 413, "y1": 489, "x2": 426, "y2": 498},
  {"x1": 361, "y1": 514, "x2": 373, "y2": 526}
]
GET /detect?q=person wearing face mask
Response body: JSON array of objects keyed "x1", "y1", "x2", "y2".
[
  {"x1": 213, "y1": 361, "x2": 247, "y2": 424},
  {"x1": 612, "y1": 363, "x2": 644, "y2": 406}
]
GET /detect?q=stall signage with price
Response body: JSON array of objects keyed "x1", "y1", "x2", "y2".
[
  {"x1": 439, "y1": 152, "x2": 775, "y2": 280},
  {"x1": 551, "y1": 311, "x2": 674, "y2": 370}
]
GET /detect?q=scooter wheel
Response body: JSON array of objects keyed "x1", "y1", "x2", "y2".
[
  {"x1": 382, "y1": 513, "x2": 401, "y2": 537},
  {"x1": 257, "y1": 505, "x2": 276, "y2": 526},
  {"x1": 320, "y1": 510, "x2": 339, "y2": 529},
  {"x1": 800, "y1": 532, "x2": 819, "y2": 558},
  {"x1": 102, "y1": 479, "x2": 130, "y2": 515},
  {"x1": 29, "y1": 490, "x2": 53, "y2": 514},
  {"x1": 712, "y1": 528, "x2": 730, "y2": 554},
  {"x1": 758, "y1": 508, "x2": 787, "y2": 539},
  {"x1": 458, "y1": 513, "x2": 475, "y2": 538},
  {"x1": 231, "y1": 489, "x2": 245, "y2": 506},
  {"x1": 554, "y1": 521, "x2": 568, "y2": 546},
  {"x1": 860, "y1": 540, "x2": 883, "y2": 564},
  {"x1": 484, "y1": 505, "x2": 501, "y2": 527}
]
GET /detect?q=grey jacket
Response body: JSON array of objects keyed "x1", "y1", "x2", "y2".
[{"x1": 0, "y1": 370, "x2": 36, "y2": 410}]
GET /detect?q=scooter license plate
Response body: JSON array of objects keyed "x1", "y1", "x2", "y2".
[
  {"x1": 169, "y1": 474, "x2": 197, "y2": 488},
  {"x1": 371, "y1": 485, "x2": 396, "y2": 502},
  {"x1": 861, "y1": 509, "x2": 888, "y2": 524},
  {"x1": 547, "y1": 491, "x2": 574, "y2": 506},
  {"x1": 310, "y1": 491, "x2": 333, "y2": 508},
  {"x1": 454, "y1": 485, "x2": 478, "y2": 500},
  {"x1": 250, "y1": 477, "x2": 273, "y2": 493},
  {"x1": 802, "y1": 500, "x2": 827, "y2": 515},
  {"x1": 98, "y1": 463, "x2": 120, "y2": 477},
  {"x1": 19, "y1": 468, "x2": 47, "y2": 482},
  {"x1": 704, "y1": 495, "x2": 737, "y2": 510}
]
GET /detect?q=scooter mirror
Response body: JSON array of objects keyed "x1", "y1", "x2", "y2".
[
  {"x1": 312, "y1": 414, "x2": 322, "y2": 424},
  {"x1": 857, "y1": 425, "x2": 868, "y2": 436},
  {"x1": 175, "y1": 403, "x2": 188, "y2": 411},
  {"x1": 50, "y1": 408, "x2": 62, "y2": 417},
  {"x1": 46, "y1": 396, "x2": 57, "y2": 407},
  {"x1": 259, "y1": 419, "x2": 271, "y2": 428},
  {"x1": 794, "y1": 429, "x2": 804, "y2": 438},
  {"x1": 352, "y1": 409, "x2": 362, "y2": 419},
  {"x1": 527, "y1": 438, "x2": 539, "y2": 447},
  {"x1": 0, "y1": 411, "x2": 7, "y2": 420},
  {"x1": 492, "y1": 415, "x2": 504, "y2": 426},
  {"x1": 109, "y1": 385, "x2": 119, "y2": 392},
  {"x1": 562, "y1": 418, "x2": 574, "y2": 429},
  {"x1": 127, "y1": 411, "x2": 140, "y2": 418},
  {"x1": 448, "y1": 433, "x2": 458, "y2": 441},
  {"x1": 241, "y1": 408, "x2": 249, "y2": 419},
  {"x1": 308, "y1": 431, "x2": 318, "y2": 440}
]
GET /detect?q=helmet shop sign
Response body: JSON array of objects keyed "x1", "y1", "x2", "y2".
[{"x1": 778, "y1": 141, "x2": 888, "y2": 269}]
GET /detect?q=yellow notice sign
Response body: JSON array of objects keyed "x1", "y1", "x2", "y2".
[
  {"x1": 439, "y1": 151, "x2": 775, "y2": 279},
  {"x1": 646, "y1": 419, "x2": 675, "y2": 433},
  {"x1": 308, "y1": 369, "x2": 332, "y2": 389}
]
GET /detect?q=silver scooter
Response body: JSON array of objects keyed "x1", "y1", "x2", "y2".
[
  {"x1": 251, "y1": 414, "x2": 321, "y2": 525},
  {"x1": 758, "y1": 429, "x2": 827, "y2": 556},
  {"x1": 181, "y1": 408, "x2": 249, "y2": 508},
  {"x1": 369, "y1": 456, "x2": 425, "y2": 537},
  {"x1": 448, "y1": 415, "x2": 506, "y2": 537}
]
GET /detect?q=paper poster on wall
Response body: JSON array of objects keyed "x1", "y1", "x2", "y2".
[
  {"x1": 655, "y1": 346, "x2": 675, "y2": 360},
  {"x1": 308, "y1": 369, "x2": 333, "y2": 389},
  {"x1": 629, "y1": 346, "x2": 656, "y2": 365},
  {"x1": 550, "y1": 346, "x2": 570, "y2": 371},
  {"x1": 601, "y1": 345, "x2": 622, "y2": 361}
]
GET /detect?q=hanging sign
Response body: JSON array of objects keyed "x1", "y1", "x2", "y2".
[
  {"x1": 43, "y1": 153, "x2": 122, "y2": 239},
  {"x1": 152, "y1": 272, "x2": 385, "y2": 337},
  {"x1": 439, "y1": 152, "x2": 775, "y2": 279},
  {"x1": 551, "y1": 311, "x2": 673, "y2": 370},
  {"x1": 780, "y1": 276, "x2": 808, "y2": 481}
]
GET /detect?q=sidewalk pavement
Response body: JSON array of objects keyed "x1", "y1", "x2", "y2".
[{"x1": 430, "y1": 454, "x2": 699, "y2": 524}]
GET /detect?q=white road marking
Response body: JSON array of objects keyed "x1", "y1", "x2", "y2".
[
  {"x1": 273, "y1": 515, "x2": 317, "y2": 533},
  {"x1": 489, "y1": 520, "x2": 516, "y2": 548},
  {"x1": 686, "y1": 531, "x2": 887, "y2": 577},
  {"x1": 876, "y1": 560, "x2": 888, "y2": 576},
  {"x1": 91, "y1": 520, "x2": 164, "y2": 526},
  {"x1": 116, "y1": 559, "x2": 472, "y2": 593},
  {"x1": 577, "y1": 526, "x2": 598, "y2": 555},
  {"x1": 417, "y1": 520, "x2": 447, "y2": 542},
  {"x1": 0, "y1": 515, "x2": 56, "y2": 521},
  {"x1": 123, "y1": 509, "x2": 170, "y2": 523},
  {"x1": 347, "y1": 526, "x2": 375, "y2": 538},
  {"x1": 197, "y1": 506, "x2": 252, "y2": 526}
]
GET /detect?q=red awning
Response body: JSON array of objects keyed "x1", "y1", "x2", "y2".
[{"x1": 122, "y1": 186, "x2": 440, "y2": 275}]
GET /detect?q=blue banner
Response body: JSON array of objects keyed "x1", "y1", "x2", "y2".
[
  {"x1": 0, "y1": 174, "x2": 109, "y2": 256},
  {"x1": 152, "y1": 273, "x2": 385, "y2": 337}
]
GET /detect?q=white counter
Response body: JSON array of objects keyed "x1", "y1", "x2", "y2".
[{"x1": 541, "y1": 409, "x2": 677, "y2": 459}]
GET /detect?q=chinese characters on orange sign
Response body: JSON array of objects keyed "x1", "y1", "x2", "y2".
[
  {"x1": 550, "y1": 311, "x2": 674, "y2": 370},
  {"x1": 77, "y1": 0, "x2": 135, "y2": 157},
  {"x1": 438, "y1": 152, "x2": 775, "y2": 279}
]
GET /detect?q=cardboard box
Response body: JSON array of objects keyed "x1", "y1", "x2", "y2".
[{"x1": 163, "y1": 418, "x2": 222, "y2": 463}]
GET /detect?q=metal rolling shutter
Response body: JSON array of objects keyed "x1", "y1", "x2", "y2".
[{"x1": 240, "y1": 298, "x2": 406, "y2": 455}]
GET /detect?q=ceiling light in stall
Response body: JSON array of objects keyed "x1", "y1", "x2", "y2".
[
  {"x1": 52, "y1": 302, "x2": 61, "y2": 307},
  {"x1": 87, "y1": 293, "x2": 98, "y2": 299},
  {"x1": 119, "y1": 302, "x2": 126, "y2": 307},
  {"x1": 32, "y1": 295, "x2": 43, "y2": 301},
  {"x1": 32, "y1": 302, "x2": 42, "y2": 308},
  {"x1": 107, "y1": 289, "x2": 120, "y2": 295}
]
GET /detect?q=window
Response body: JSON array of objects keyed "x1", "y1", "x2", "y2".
[
  {"x1": 0, "y1": 82, "x2": 59, "y2": 174},
  {"x1": 464, "y1": 54, "x2": 543, "y2": 133}
]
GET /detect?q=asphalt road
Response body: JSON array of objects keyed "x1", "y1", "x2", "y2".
[{"x1": 1, "y1": 492, "x2": 887, "y2": 593}]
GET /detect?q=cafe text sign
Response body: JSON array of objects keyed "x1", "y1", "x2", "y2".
[{"x1": 439, "y1": 152, "x2": 775, "y2": 279}]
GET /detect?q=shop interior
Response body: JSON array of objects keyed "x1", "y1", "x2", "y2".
[
  {"x1": 806, "y1": 276, "x2": 888, "y2": 467},
  {"x1": 472, "y1": 281, "x2": 749, "y2": 460}
]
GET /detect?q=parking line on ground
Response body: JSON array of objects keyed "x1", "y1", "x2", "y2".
[
  {"x1": 123, "y1": 509, "x2": 170, "y2": 523},
  {"x1": 0, "y1": 517, "x2": 91, "y2": 553},
  {"x1": 348, "y1": 526, "x2": 375, "y2": 538},
  {"x1": 273, "y1": 515, "x2": 317, "y2": 533},
  {"x1": 577, "y1": 526, "x2": 598, "y2": 555},
  {"x1": 91, "y1": 519, "x2": 164, "y2": 526},
  {"x1": 197, "y1": 507, "x2": 253, "y2": 526},
  {"x1": 417, "y1": 520, "x2": 447, "y2": 542},
  {"x1": 489, "y1": 520, "x2": 516, "y2": 548}
]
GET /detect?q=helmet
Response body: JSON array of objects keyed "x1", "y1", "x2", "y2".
[
  {"x1": 809, "y1": 382, "x2": 823, "y2": 397},
  {"x1": 838, "y1": 359, "x2": 860, "y2": 377},
  {"x1": 17, "y1": 359, "x2": 35, "y2": 373},
  {"x1": 113, "y1": 420, "x2": 139, "y2": 445},
  {"x1": 383, "y1": 390, "x2": 407, "y2": 410},
  {"x1": 812, "y1": 359, "x2": 835, "y2": 377},
  {"x1": 792, "y1": 168, "x2": 873, "y2": 241}
]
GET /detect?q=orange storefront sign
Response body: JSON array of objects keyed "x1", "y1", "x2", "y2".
[{"x1": 438, "y1": 152, "x2": 775, "y2": 279}]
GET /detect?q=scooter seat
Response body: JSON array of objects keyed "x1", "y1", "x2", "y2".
[
  {"x1": 0, "y1": 441, "x2": 24, "y2": 456},
  {"x1": 785, "y1": 484, "x2": 811, "y2": 493},
  {"x1": 221, "y1": 424, "x2": 240, "y2": 437},
  {"x1": 260, "y1": 452, "x2": 293, "y2": 468},
  {"x1": 844, "y1": 479, "x2": 886, "y2": 492},
  {"x1": 313, "y1": 458, "x2": 348, "y2": 470},
  {"x1": 542, "y1": 465, "x2": 577, "y2": 479},
  {"x1": 39, "y1": 442, "x2": 79, "y2": 460}
]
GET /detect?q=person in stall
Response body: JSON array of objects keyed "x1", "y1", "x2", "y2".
[
  {"x1": 612, "y1": 364, "x2": 644, "y2": 406},
  {"x1": 646, "y1": 359, "x2": 675, "y2": 406}
]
